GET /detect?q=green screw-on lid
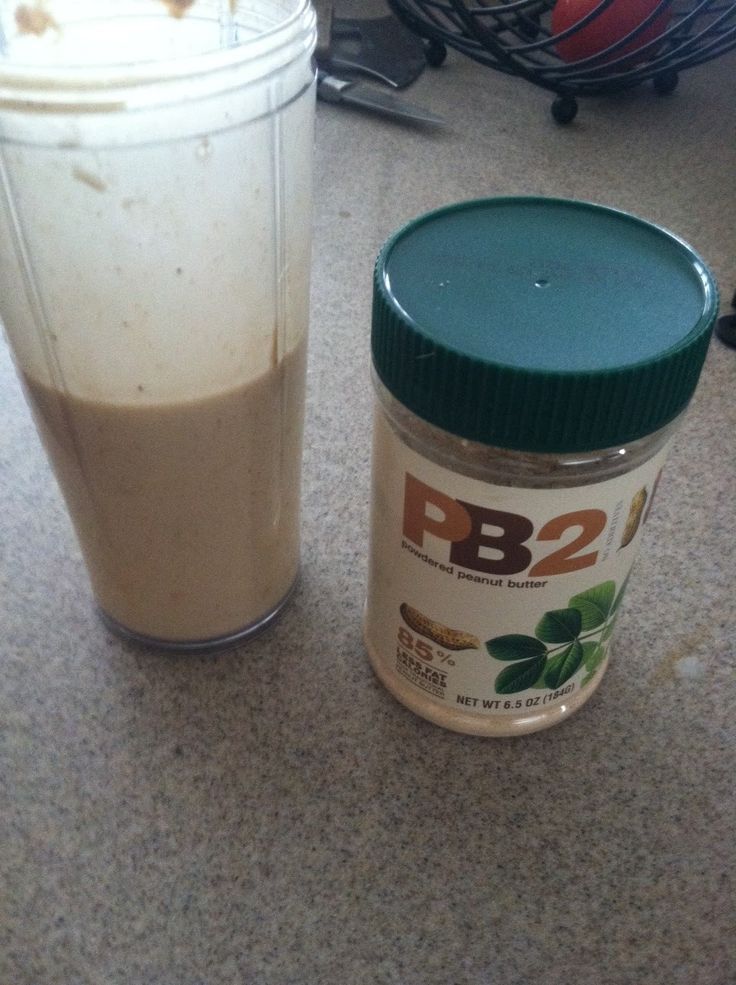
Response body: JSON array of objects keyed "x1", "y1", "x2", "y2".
[{"x1": 372, "y1": 197, "x2": 718, "y2": 453}]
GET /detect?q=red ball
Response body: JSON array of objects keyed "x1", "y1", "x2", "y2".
[{"x1": 552, "y1": 0, "x2": 671, "y2": 64}]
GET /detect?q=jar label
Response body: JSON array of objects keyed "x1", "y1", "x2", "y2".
[{"x1": 365, "y1": 413, "x2": 672, "y2": 722}]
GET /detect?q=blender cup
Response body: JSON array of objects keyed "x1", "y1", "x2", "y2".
[{"x1": 0, "y1": 0, "x2": 317, "y2": 649}]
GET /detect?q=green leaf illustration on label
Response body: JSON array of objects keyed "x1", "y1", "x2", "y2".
[
  {"x1": 495, "y1": 655, "x2": 547, "y2": 694},
  {"x1": 544, "y1": 639, "x2": 583, "y2": 688},
  {"x1": 487, "y1": 579, "x2": 622, "y2": 695},
  {"x1": 486, "y1": 634, "x2": 547, "y2": 661},
  {"x1": 581, "y1": 640, "x2": 604, "y2": 671},
  {"x1": 581, "y1": 641, "x2": 607, "y2": 687},
  {"x1": 568, "y1": 581, "x2": 615, "y2": 630},
  {"x1": 611, "y1": 575, "x2": 630, "y2": 614},
  {"x1": 535, "y1": 607, "x2": 581, "y2": 643}
]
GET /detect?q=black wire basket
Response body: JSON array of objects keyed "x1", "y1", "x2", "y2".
[{"x1": 386, "y1": 0, "x2": 736, "y2": 121}]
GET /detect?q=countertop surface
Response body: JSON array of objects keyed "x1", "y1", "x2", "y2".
[{"x1": 2, "y1": 17, "x2": 735, "y2": 985}]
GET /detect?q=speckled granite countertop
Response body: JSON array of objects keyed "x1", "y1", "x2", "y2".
[{"x1": 2, "y1": 27, "x2": 735, "y2": 985}]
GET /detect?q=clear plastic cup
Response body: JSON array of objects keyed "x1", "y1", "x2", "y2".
[{"x1": 0, "y1": 0, "x2": 317, "y2": 650}]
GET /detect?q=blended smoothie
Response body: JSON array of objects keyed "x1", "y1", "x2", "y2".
[{"x1": 22, "y1": 338, "x2": 306, "y2": 644}]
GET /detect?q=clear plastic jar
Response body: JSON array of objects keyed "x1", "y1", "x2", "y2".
[
  {"x1": 367, "y1": 375, "x2": 683, "y2": 736},
  {"x1": 364, "y1": 198, "x2": 718, "y2": 735},
  {"x1": 0, "y1": 0, "x2": 316, "y2": 650}
]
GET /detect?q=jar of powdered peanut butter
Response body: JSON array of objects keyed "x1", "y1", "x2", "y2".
[{"x1": 364, "y1": 197, "x2": 718, "y2": 736}]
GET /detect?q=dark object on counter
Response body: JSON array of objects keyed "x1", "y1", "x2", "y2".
[
  {"x1": 317, "y1": 70, "x2": 444, "y2": 126},
  {"x1": 313, "y1": 1, "x2": 428, "y2": 88},
  {"x1": 386, "y1": 0, "x2": 736, "y2": 122},
  {"x1": 324, "y1": 13, "x2": 428, "y2": 88},
  {"x1": 715, "y1": 288, "x2": 736, "y2": 348}
]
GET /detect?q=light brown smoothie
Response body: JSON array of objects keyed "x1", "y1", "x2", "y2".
[{"x1": 22, "y1": 339, "x2": 306, "y2": 643}]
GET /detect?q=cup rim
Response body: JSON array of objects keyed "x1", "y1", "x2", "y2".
[{"x1": 0, "y1": 0, "x2": 314, "y2": 94}]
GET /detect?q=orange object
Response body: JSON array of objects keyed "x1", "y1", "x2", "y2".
[{"x1": 552, "y1": 0, "x2": 671, "y2": 64}]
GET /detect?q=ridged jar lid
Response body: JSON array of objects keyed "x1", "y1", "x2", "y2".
[{"x1": 372, "y1": 197, "x2": 718, "y2": 452}]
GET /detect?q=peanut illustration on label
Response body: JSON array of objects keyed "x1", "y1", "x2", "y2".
[
  {"x1": 400, "y1": 603, "x2": 480, "y2": 651},
  {"x1": 619, "y1": 487, "x2": 648, "y2": 549}
]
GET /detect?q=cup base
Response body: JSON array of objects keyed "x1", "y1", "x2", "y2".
[{"x1": 98, "y1": 575, "x2": 299, "y2": 654}]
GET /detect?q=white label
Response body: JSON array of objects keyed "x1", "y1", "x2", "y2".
[{"x1": 365, "y1": 412, "x2": 671, "y2": 718}]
